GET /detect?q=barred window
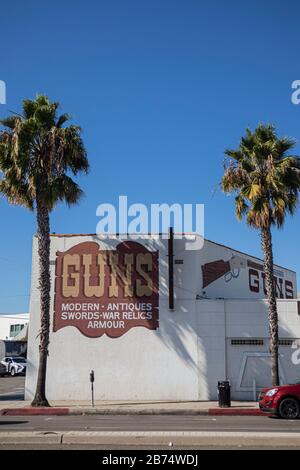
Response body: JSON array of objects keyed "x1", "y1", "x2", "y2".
[
  {"x1": 231, "y1": 339, "x2": 264, "y2": 346},
  {"x1": 279, "y1": 339, "x2": 300, "y2": 347}
]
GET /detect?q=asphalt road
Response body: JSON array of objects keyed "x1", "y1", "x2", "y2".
[
  {"x1": 1, "y1": 416, "x2": 300, "y2": 450},
  {"x1": 0, "y1": 376, "x2": 25, "y2": 401},
  {"x1": 0, "y1": 414, "x2": 300, "y2": 432}
]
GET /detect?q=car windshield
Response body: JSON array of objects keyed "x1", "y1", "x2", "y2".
[{"x1": 12, "y1": 358, "x2": 26, "y2": 363}]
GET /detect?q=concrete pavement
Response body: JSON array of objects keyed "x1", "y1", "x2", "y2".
[
  {"x1": 0, "y1": 376, "x2": 263, "y2": 416},
  {"x1": 1, "y1": 430, "x2": 300, "y2": 448},
  {"x1": 0, "y1": 376, "x2": 24, "y2": 401}
]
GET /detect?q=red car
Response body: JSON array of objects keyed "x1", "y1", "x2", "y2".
[{"x1": 259, "y1": 383, "x2": 300, "y2": 419}]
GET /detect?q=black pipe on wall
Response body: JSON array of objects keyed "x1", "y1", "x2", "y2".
[{"x1": 168, "y1": 226, "x2": 174, "y2": 310}]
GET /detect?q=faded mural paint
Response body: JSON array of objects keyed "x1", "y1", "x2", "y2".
[{"x1": 54, "y1": 240, "x2": 159, "y2": 338}]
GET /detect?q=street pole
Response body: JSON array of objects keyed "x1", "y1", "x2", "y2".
[{"x1": 90, "y1": 369, "x2": 95, "y2": 408}]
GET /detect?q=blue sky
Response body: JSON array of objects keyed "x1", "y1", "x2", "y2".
[{"x1": 1, "y1": 0, "x2": 300, "y2": 312}]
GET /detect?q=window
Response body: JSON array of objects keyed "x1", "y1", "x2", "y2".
[
  {"x1": 10, "y1": 324, "x2": 25, "y2": 338},
  {"x1": 279, "y1": 339, "x2": 300, "y2": 347},
  {"x1": 231, "y1": 339, "x2": 264, "y2": 346},
  {"x1": 230, "y1": 338, "x2": 300, "y2": 347}
]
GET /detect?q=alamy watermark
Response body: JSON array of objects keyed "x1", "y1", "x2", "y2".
[
  {"x1": 95, "y1": 195, "x2": 204, "y2": 250},
  {"x1": 291, "y1": 340, "x2": 300, "y2": 365},
  {"x1": 0, "y1": 80, "x2": 6, "y2": 104},
  {"x1": 291, "y1": 80, "x2": 300, "y2": 104}
]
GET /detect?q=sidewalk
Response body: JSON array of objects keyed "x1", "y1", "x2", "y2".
[{"x1": 0, "y1": 399, "x2": 264, "y2": 416}]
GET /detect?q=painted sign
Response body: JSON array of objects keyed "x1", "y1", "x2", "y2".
[
  {"x1": 201, "y1": 244, "x2": 295, "y2": 300},
  {"x1": 202, "y1": 256, "x2": 246, "y2": 288},
  {"x1": 53, "y1": 241, "x2": 159, "y2": 338},
  {"x1": 247, "y1": 260, "x2": 294, "y2": 299}
]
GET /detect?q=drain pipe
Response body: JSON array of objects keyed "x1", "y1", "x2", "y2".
[{"x1": 168, "y1": 227, "x2": 174, "y2": 310}]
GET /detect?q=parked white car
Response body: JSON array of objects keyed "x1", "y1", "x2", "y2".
[{"x1": 0, "y1": 356, "x2": 27, "y2": 376}]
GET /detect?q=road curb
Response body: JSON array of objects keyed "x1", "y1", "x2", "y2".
[
  {"x1": 59, "y1": 430, "x2": 300, "y2": 447},
  {"x1": 1, "y1": 407, "x2": 263, "y2": 416},
  {"x1": 209, "y1": 408, "x2": 265, "y2": 416},
  {"x1": 0, "y1": 432, "x2": 62, "y2": 444},
  {"x1": 69, "y1": 409, "x2": 211, "y2": 416},
  {"x1": 0, "y1": 407, "x2": 209, "y2": 416},
  {"x1": 1, "y1": 407, "x2": 69, "y2": 416}
]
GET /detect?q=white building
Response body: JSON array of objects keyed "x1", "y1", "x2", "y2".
[
  {"x1": 26, "y1": 234, "x2": 300, "y2": 401},
  {"x1": 0, "y1": 313, "x2": 29, "y2": 341}
]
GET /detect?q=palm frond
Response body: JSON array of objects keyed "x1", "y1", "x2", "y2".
[
  {"x1": 0, "y1": 95, "x2": 88, "y2": 212},
  {"x1": 221, "y1": 123, "x2": 300, "y2": 229}
]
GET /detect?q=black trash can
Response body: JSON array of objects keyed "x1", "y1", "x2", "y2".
[{"x1": 217, "y1": 380, "x2": 231, "y2": 407}]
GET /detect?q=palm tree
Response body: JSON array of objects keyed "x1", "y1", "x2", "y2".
[
  {"x1": 0, "y1": 95, "x2": 89, "y2": 406},
  {"x1": 222, "y1": 124, "x2": 300, "y2": 386}
]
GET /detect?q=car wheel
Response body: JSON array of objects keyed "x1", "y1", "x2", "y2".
[
  {"x1": 10, "y1": 368, "x2": 16, "y2": 377},
  {"x1": 278, "y1": 398, "x2": 300, "y2": 419}
]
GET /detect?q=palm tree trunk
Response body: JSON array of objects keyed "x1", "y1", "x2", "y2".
[
  {"x1": 261, "y1": 225, "x2": 280, "y2": 387},
  {"x1": 31, "y1": 198, "x2": 50, "y2": 407}
]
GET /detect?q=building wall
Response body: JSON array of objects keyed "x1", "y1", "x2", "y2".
[
  {"x1": 25, "y1": 234, "x2": 299, "y2": 401},
  {"x1": 0, "y1": 314, "x2": 29, "y2": 341},
  {"x1": 225, "y1": 299, "x2": 300, "y2": 400}
]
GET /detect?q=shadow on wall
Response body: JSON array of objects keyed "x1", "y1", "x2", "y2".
[
  {"x1": 153, "y1": 248, "x2": 210, "y2": 400},
  {"x1": 93, "y1": 236, "x2": 211, "y2": 400}
]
